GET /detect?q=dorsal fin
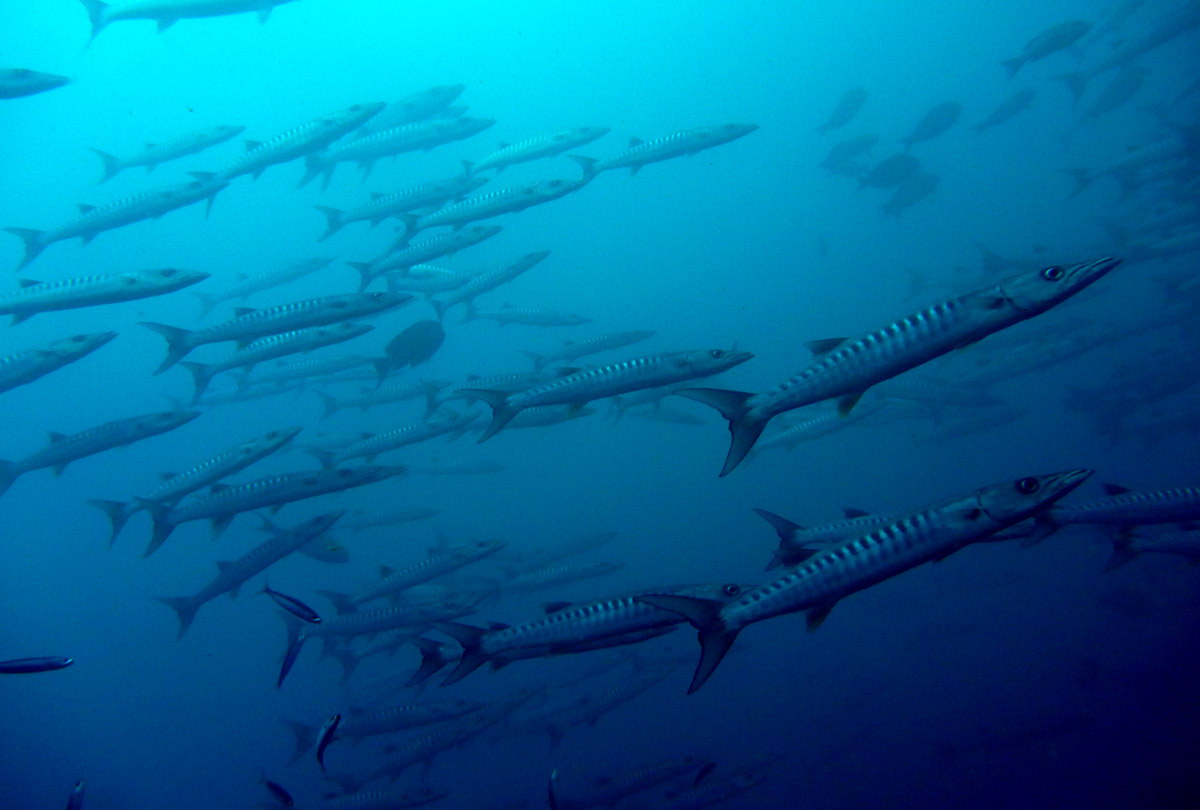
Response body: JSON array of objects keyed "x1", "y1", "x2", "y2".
[
  {"x1": 487, "y1": 622, "x2": 511, "y2": 631},
  {"x1": 1102, "y1": 483, "x2": 1132, "y2": 496},
  {"x1": 18, "y1": 278, "x2": 41, "y2": 288},
  {"x1": 77, "y1": 204, "x2": 97, "y2": 214},
  {"x1": 232, "y1": 307, "x2": 257, "y2": 318},
  {"x1": 244, "y1": 139, "x2": 262, "y2": 152},
  {"x1": 804, "y1": 337, "x2": 847, "y2": 356},
  {"x1": 842, "y1": 507, "x2": 870, "y2": 518},
  {"x1": 629, "y1": 136, "x2": 644, "y2": 147},
  {"x1": 210, "y1": 482, "x2": 230, "y2": 493},
  {"x1": 47, "y1": 431, "x2": 67, "y2": 443},
  {"x1": 158, "y1": 471, "x2": 177, "y2": 482},
  {"x1": 380, "y1": 565, "x2": 394, "y2": 577},
  {"x1": 542, "y1": 602, "x2": 573, "y2": 614}
]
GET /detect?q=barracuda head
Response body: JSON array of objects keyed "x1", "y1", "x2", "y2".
[
  {"x1": 998, "y1": 256, "x2": 1120, "y2": 313},
  {"x1": 677, "y1": 348, "x2": 755, "y2": 375},
  {"x1": 977, "y1": 469, "x2": 1093, "y2": 524}
]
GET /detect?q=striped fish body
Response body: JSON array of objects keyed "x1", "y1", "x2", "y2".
[
  {"x1": 319, "y1": 786, "x2": 447, "y2": 810},
  {"x1": 470, "y1": 126, "x2": 610, "y2": 174},
  {"x1": 143, "y1": 465, "x2": 402, "y2": 554},
  {"x1": 469, "y1": 305, "x2": 591, "y2": 327},
  {"x1": 305, "y1": 117, "x2": 494, "y2": 185},
  {"x1": 461, "y1": 349, "x2": 753, "y2": 442},
  {"x1": 155, "y1": 512, "x2": 343, "y2": 638},
  {"x1": 241, "y1": 354, "x2": 373, "y2": 387},
  {"x1": 329, "y1": 411, "x2": 471, "y2": 466},
  {"x1": 93, "y1": 124, "x2": 245, "y2": 180},
  {"x1": 1108, "y1": 530, "x2": 1200, "y2": 570},
  {"x1": 87, "y1": 0, "x2": 298, "y2": 29},
  {"x1": 681, "y1": 257, "x2": 1118, "y2": 475},
  {"x1": 217, "y1": 101, "x2": 384, "y2": 181},
  {"x1": 523, "y1": 329, "x2": 656, "y2": 369},
  {"x1": 351, "y1": 539, "x2": 504, "y2": 605},
  {"x1": 561, "y1": 755, "x2": 708, "y2": 809},
  {"x1": 360, "y1": 84, "x2": 466, "y2": 134},
  {"x1": 593, "y1": 124, "x2": 758, "y2": 175},
  {"x1": 340, "y1": 508, "x2": 439, "y2": 531},
  {"x1": 506, "y1": 559, "x2": 623, "y2": 592},
  {"x1": 1031, "y1": 484, "x2": 1200, "y2": 543},
  {"x1": 192, "y1": 256, "x2": 334, "y2": 315},
  {"x1": 0, "y1": 332, "x2": 116, "y2": 394},
  {"x1": 641, "y1": 470, "x2": 1091, "y2": 692},
  {"x1": 356, "y1": 226, "x2": 505, "y2": 286},
  {"x1": 0, "y1": 410, "x2": 199, "y2": 496},
  {"x1": 385, "y1": 266, "x2": 471, "y2": 295},
  {"x1": 404, "y1": 178, "x2": 587, "y2": 240},
  {"x1": 0, "y1": 268, "x2": 208, "y2": 324},
  {"x1": 427, "y1": 249, "x2": 550, "y2": 317},
  {"x1": 339, "y1": 699, "x2": 485, "y2": 740},
  {"x1": 320, "y1": 175, "x2": 488, "y2": 236},
  {"x1": 752, "y1": 506, "x2": 901, "y2": 569},
  {"x1": 308, "y1": 598, "x2": 476, "y2": 641}
]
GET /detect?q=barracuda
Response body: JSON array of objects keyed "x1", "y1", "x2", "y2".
[
  {"x1": 154, "y1": 511, "x2": 343, "y2": 638},
  {"x1": 428, "y1": 249, "x2": 551, "y2": 321},
  {"x1": 0, "y1": 409, "x2": 201, "y2": 498},
  {"x1": 283, "y1": 698, "x2": 483, "y2": 760},
  {"x1": 0, "y1": 268, "x2": 208, "y2": 325},
  {"x1": 466, "y1": 126, "x2": 611, "y2": 175},
  {"x1": 0, "y1": 332, "x2": 116, "y2": 395},
  {"x1": 317, "y1": 786, "x2": 447, "y2": 810},
  {"x1": 521, "y1": 329, "x2": 656, "y2": 370},
  {"x1": 88, "y1": 426, "x2": 302, "y2": 544},
  {"x1": 1106, "y1": 529, "x2": 1200, "y2": 571},
  {"x1": 139, "y1": 465, "x2": 403, "y2": 555},
  {"x1": 1027, "y1": 482, "x2": 1200, "y2": 545},
  {"x1": 314, "y1": 175, "x2": 488, "y2": 240},
  {"x1": 347, "y1": 539, "x2": 505, "y2": 606},
  {"x1": 313, "y1": 409, "x2": 475, "y2": 467},
  {"x1": 180, "y1": 322, "x2": 374, "y2": 402},
  {"x1": 573, "y1": 124, "x2": 758, "y2": 178},
  {"x1": 79, "y1": 0, "x2": 301, "y2": 39},
  {"x1": 396, "y1": 178, "x2": 590, "y2": 244},
  {"x1": 191, "y1": 256, "x2": 334, "y2": 317},
  {"x1": 680, "y1": 257, "x2": 1119, "y2": 475},
  {"x1": 640, "y1": 469, "x2": 1092, "y2": 693},
  {"x1": 460, "y1": 348, "x2": 753, "y2": 443},
  {"x1": 350, "y1": 225, "x2": 505, "y2": 290},
  {"x1": 91, "y1": 124, "x2": 245, "y2": 182},
  {"x1": 433, "y1": 583, "x2": 745, "y2": 685},
  {"x1": 142, "y1": 291, "x2": 408, "y2": 372}
]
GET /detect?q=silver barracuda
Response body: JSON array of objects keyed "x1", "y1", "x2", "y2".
[
  {"x1": 463, "y1": 303, "x2": 591, "y2": 327},
  {"x1": 0, "y1": 268, "x2": 208, "y2": 325},
  {"x1": 4, "y1": 173, "x2": 228, "y2": 268},
  {"x1": 283, "y1": 698, "x2": 484, "y2": 759},
  {"x1": 311, "y1": 409, "x2": 475, "y2": 467},
  {"x1": 433, "y1": 583, "x2": 745, "y2": 685},
  {"x1": 178, "y1": 322, "x2": 375, "y2": 401},
  {"x1": 87, "y1": 425, "x2": 302, "y2": 544},
  {"x1": 155, "y1": 511, "x2": 343, "y2": 638},
  {"x1": 314, "y1": 174, "x2": 488, "y2": 240},
  {"x1": 1026, "y1": 482, "x2": 1200, "y2": 545},
  {"x1": 139, "y1": 465, "x2": 404, "y2": 555},
  {"x1": 190, "y1": 256, "x2": 335, "y2": 318},
  {"x1": 0, "y1": 68, "x2": 71, "y2": 99},
  {"x1": 679, "y1": 257, "x2": 1118, "y2": 475},
  {"x1": 0, "y1": 332, "x2": 116, "y2": 395},
  {"x1": 1106, "y1": 529, "x2": 1200, "y2": 571},
  {"x1": 315, "y1": 380, "x2": 440, "y2": 419},
  {"x1": 639, "y1": 469, "x2": 1092, "y2": 693},
  {"x1": 79, "y1": 0, "x2": 301, "y2": 39},
  {"x1": 465, "y1": 126, "x2": 610, "y2": 174},
  {"x1": 142, "y1": 291, "x2": 408, "y2": 372},
  {"x1": 360, "y1": 84, "x2": 466, "y2": 134},
  {"x1": 350, "y1": 225, "x2": 505, "y2": 290},
  {"x1": 572, "y1": 124, "x2": 758, "y2": 177},
  {"x1": 460, "y1": 349, "x2": 753, "y2": 443},
  {"x1": 521, "y1": 329, "x2": 656, "y2": 370},
  {"x1": 316, "y1": 786, "x2": 447, "y2": 810},
  {"x1": 345, "y1": 539, "x2": 505, "y2": 607},
  {"x1": 90, "y1": 124, "x2": 245, "y2": 182},
  {"x1": 395, "y1": 177, "x2": 590, "y2": 243},
  {"x1": 0, "y1": 410, "x2": 201, "y2": 498},
  {"x1": 427, "y1": 249, "x2": 551, "y2": 321}
]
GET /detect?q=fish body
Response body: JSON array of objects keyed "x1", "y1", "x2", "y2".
[
  {"x1": 817, "y1": 88, "x2": 867, "y2": 133},
  {"x1": 640, "y1": 469, "x2": 1092, "y2": 692},
  {"x1": 216, "y1": 102, "x2": 385, "y2": 182},
  {"x1": 399, "y1": 177, "x2": 589, "y2": 242},
  {"x1": 385, "y1": 264, "x2": 472, "y2": 295},
  {"x1": 262, "y1": 585, "x2": 322, "y2": 623},
  {"x1": 899, "y1": 102, "x2": 961, "y2": 149},
  {"x1": 91, "y1": 124, "x2": 245, "y2": 182},
  {"x1": 141, "y1": 465, "x2": 403, "y2": 553},
  {"x1": 0, "y1": 268, "x2": 208, "y2": 325},
  {"x1": 1107, "y1": 529, "x2": 1200, "y2": 570},
  {"x1": 301, "y1": 117, "x2": 495, "y2": 187},
  {"x1": 0, "y1": 332, "x2": 116, "y2": 395},
  {"x1": 1029, "y1": 483, "x2": 1200, "y2": 543},
  {"x1": 466, "y1": 303, "x2": 591, "y2": 327},
  {"x1": 679, "y1": 256, "x2": 1118, "y2": 475},
  {"x1": 974, "y1": 88, "x2": 1036, "y2": 132},
  {"x1": 427, "y1": 249, "x2": 550, "y2": 320},
  {"x1": 819, "y1": 133, "x2": 878, "y2": 173},
  {"x1": 0, "y1": 656, "x2": 74, "y2": 673},
  {"x1": 375, "y1": 320, "x2": 445, "y2": 380},
  {"x1": 319, "y1": 410, "x2": 474, "y2": 467},
  {"x1": 191, "y1": 256, "x2": 334, "y2": 317},
  {"x1": 353, "y1": 225, "x2": 505, "y2": 289},
  {"x1": 316, "y1": 713, "x2": 341, "y2": 772},
  {"x1": 882, "y1": 172, "x2": 938, "y2": 217},
  {"x1": 0, "y1": 68, "x2": 70, "y2": 99},
  {"x1": 5, "y1": 173, "x2": 228, "y2": 267},
  {"x1": 522, "y1": 329, "x2": 656, "y2": 369},
  {"x1": 238, "y1": 354, "x2": 373, "y2": 389},
  {"x1": 318, "y1": 786, "x2": 447, "y2": 810},
  {"x1": 143, "y1": 291, "x2": 407, "y2": 372},
  {"x1": 155, "y1": 512, "x2": 343, "y2": 638},
  {"x1": 858, "y1": 154, "x2": 920, "y2": 189},
  {"x1": 583, "y1": 124, "x2": 758, "y2": 176},
  {"x1": 460, "y1": 349, "x2": 753, "y2": 442},
  {"x1": 79, "y1": 0, "x2": 300, "y2": 38},
  {"x1": 88, "y1": 425, "x2": 301, "y2": 545},
  {"x1": 0, "y1": 409, "x2": 200, "y2": 497},
  {"x1": 360, "y1": 83, "x2": 467, "y2": 134},
  {"x1": 316, "y1": 380, "x2": 438, "y2": 418},
  {"x1": 1001, "y1": 20, "x2": 1091, "y2": 77},
  {"x1": 351, "y1": 539, "x2": 505, "y2": 605},
  {"x1": 467, "y1": 126, "x2": 611, "y2": 174},
  {"x1": 179, "y1": 322, "x2": 375, "y2": 401},
  {"x1": 315, "y1": 174, "x2": 488, "y2": 239}
]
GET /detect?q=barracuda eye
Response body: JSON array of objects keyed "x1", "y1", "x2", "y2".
[
  {"x1": 710, "y1": 350, "x2": 726, "y2": 359},
  {"x1": 1015, "y1": 477, "x2": 1041, "y2": 494},
  {"x1": 723, "y1": 584, "x2": 741, "y2": 596},
  {"x1": 1041, "y1": 266, "x2": 1064, "y2": 281}
]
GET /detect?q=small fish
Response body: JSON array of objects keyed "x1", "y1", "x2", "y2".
[
  {"x1": 0, "y1": 656, "x2": 74, "y2": 674},
  {"x1": 262, "y1": 778, "x2": 294, "y2": 807},
  {"x1": 316, "y1": 713, "x2": 341, "y2": 771},
  {"x1": 277, "y1": 632, "x2": 305, "y2": 689},
  {"x1": 262, "y1": 584, "x2": 322, "y2": 624},
  {"x1": 66, "y1": 779, "x2": 84, "y2": 810}
]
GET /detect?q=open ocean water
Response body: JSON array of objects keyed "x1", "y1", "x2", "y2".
[{"x1": 2, "y1": 1, "x2": 1199, "y2": 808}]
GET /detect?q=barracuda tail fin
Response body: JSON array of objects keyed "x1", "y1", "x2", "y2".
[
  {"x1": 140, "y1": 321, "x2": 195, "y2": 374},
  {"x1": 346, "y1": 262, "x2": 373, "y2": 292},
  {"x1": 673, "y1": 389, "x2": 762, "y2": 476},
  {"x1": 520, "y1": 350, "x2": 548, "y2": 370},
  {"x1": 282, "y1": 719, "x2": 318, "y2": 764},
  {"x1": 313, "y1": 205, "x2": 344, "y2": 240},
  {"x1": 90, "y1": 148, "x2": 123, "y2": 182},
  {"x1": 568, "y1": 154, "x2": 599, "y2": 181},
  {"x1": 136, "y1": 497, "x2": 176, "y2": 557},
  {"x1": 454, "y1": 389, "x2": 516, "y2": 442},
  {"x1": 155, "y1": 595, "x2": 200, "y2": 640},
  {"x1": 1102, "y1": 534, "x2": 1137, "y2": 572},
  {"x1": 999, "y1": 56, "x2": 1025, "y2": 79},
  {"x1": 179, "y1": 361, "x2": 215, "y2": 404},
  {"x1": 402, "y1": 635, "x2": 456, "y2": 687},
  {"x1": 420, "y1": 380, "x2": 446, "y2": 419},
  {"x1": 636, "y1": 594, "x2": 737, "y2": 694},
  {"x1": 4, "y1": 227, "x2": 47, "y2": 269},
  {"x1": 0, "y1": 460, "x2": 21, "y2": 498},
  {"x1": 432, "y1": 622, "x2": 489, "y2": 685},
  {"x1": 315, "y1": 390, "x2": 339, "y2": 420},
  {"x1": 429, "y1": 298, "x2": 449, "y2": 322},
  {"x1": 87, "y1": 498, "x2": 133, "y2": 545},
  {"x1": 78, "y1": 0, "x2": 111, "y2": 41}
]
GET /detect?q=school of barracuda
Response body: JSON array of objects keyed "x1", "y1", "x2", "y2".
[{"x1": 2, "y1": 1, "x2": 1199, "y2": 808}]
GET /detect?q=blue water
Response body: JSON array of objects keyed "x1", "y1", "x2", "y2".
[{"x1": 2, "y1": 1, "x2": 1199, "y2": 808}]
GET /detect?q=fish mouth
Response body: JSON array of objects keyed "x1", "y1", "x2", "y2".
[
  {"x1": 726, "y1": 350, "x2": 755, "y2": 365},
  {"x1": 1066, "y1": 256, "x2": 1121, "y2": 284},
  {"x1": 1034, "y1": 468, "x2": 1094, "y2": 502}
]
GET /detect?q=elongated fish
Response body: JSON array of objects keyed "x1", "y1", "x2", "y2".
[
  {"x1": 0, "y1": 656, "x2": 74, "y2": 673},
  {"x1": 464, "y1": 303, "x2": 591, "y2": 327},
  {"x1": 428, "y1": 249, "x2": 550, "y2": 321},
  {"x1": 460, "y1": 348, "x2": 753, "y2": 442},
  {"x1": 1106, "y1": 529, "x2": 1200, "y2": 571},
  {"x1": 314, "y1": 174, "x2": 487, "y2": 240},
  {"x1": 0, "y1": 409, "x2": 200, "y2": 498},
  {"x1": 521, "y1": 329, "x2": 656, "y2": 369},
  {"x1": 91, "y1": 124, "x2": 245, "y2": 182},
  {"x1": 347, "y1": 539, "x2": 505, "y2": 607},
  {"x1": 88, "y1": 425, "x2": 301, "y2": 544},
  {"x1": 0, "y1": 332, "x2": 116, "y2": 395},
  {"x1": 317, "y1": 786, "x2": 447, "y2": 810},
  {"x1": 396, "y1": 177, "x2": 588, "y2": 244},
  {"x1": 0, "y1": 268, "x2": 208, "y2": 325},
  {"x1": 4, "y1": 173, "x2": 227, "y2": 268},
  {"x1": 139, "y1": 465, "x2": 403, "y2": 555},
  {"x1": 680, "y1": 257, "x2": 1118, "y2": 475},
  {"x1": 179, "y1": 322, "x2": 375, "y2": 401},
  {"x1": 1027, "y1": 482, "x2": 1200, "y2": 544},
  {"x1": 190, "y1": 256, "x2": 334, "y2": 318},
  {"x1": 312, "y1": 409, "x2": 474, "y2": 467},
  {"x1": 142, "y1": 291, "x2": 407, "y2": 372},
  {"x1": 79, "y1": 0, "x2": 300, "y2": 39},
  {"x1": 360, "y1": 83, "x2": 466, "y2": 134},
  {"x1": 434, "y1": 582, "x2": 745, "y2": 685},
  {"x1": 350, "y1": 225, "x2": 505, "y2": 290},
  {"x1": 640, "y1": 470, "x2": 1091, "y2": 692},
  {"x1": 155, "y1": 511, "x2": 343, "y2": 638},
  {"x1": 575, "y1": 124, "x2": 758, "y2": 177},
  {"x1": 283, "y1": 698, "x2": 484, "y2": 759},
  {"x1": 465, "y1": 126, "x2": 610, "y2": 174},
  {"x1": 0, "y1": 68, "x2": 71, "y2": 99}
]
